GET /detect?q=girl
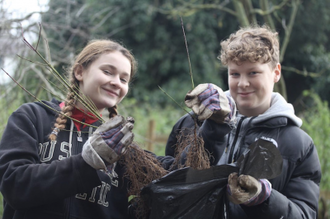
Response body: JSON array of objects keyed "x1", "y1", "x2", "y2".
[{"x1": 0, "y1": 39, "x2": 138, "y2": 219}]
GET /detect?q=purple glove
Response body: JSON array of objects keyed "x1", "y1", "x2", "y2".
[
  {"x1": 185, "y1": 83, "x2": 236, "y2": 124},
  {"x1": 99, "y1": 116, "x2": 134, "y2": 155},
  {"x1": 227, "y1": 172, "x2": 272, "y2": 206},
  {"x1": 82, "y1": 115, "x2": 134, "y2": 171}
]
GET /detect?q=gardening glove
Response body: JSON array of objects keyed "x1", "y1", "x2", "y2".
[
  {"x1": 185, "y1": 83, "x2": 236, "y2": 124},
  {"x1": 227, "y1": 172, "x2": 272, "y2": 206},
  {"x1": 82, "y1": 115, "x2": 134, "y2": 171}
]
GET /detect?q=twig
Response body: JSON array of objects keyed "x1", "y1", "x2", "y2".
[
  {"x1": 1, "y1": 68, "x2": 97, "y2": 128},
  {"x1": 20, "y1": 23, "x2": 104, "y2": 122},
  {"x1": 180, "y1": 17, "x2": 194, "y2": 89},
  {"x1": 158, "y1": 86, "x2": 190, "y2": 115}
]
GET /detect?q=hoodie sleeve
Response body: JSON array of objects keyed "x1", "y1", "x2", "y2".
[
  {"x1": 163, "y1": 111, "x2": 233, "y2": 167},
  {"x1": 0, "y1": 103, "x2": 101, "y2": 210},
  {"x1": 156, "y1": 113, "x2": 197, "y2": 170},
  {"x1": 198, "y1": 119, "x2": 232, "y2": 165}
]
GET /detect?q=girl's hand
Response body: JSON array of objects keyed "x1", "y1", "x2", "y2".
[{"x1": 82, "y1": 115, "x2": 134, "y2": 171}]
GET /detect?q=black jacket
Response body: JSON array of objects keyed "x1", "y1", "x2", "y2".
[
  {"x1": 165, "y1": 92, "x2": 321, "y2": 219},
  {"x1": 0, "y1": 99, "x2": 130, "y2": 219}
]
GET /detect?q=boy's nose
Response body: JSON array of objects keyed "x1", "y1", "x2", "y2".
[{"x1": 238, "y1": 76, "x2": 249, "y2": 87}]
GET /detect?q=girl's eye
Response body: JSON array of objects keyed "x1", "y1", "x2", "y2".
[
  {"x1": 230, "y1": 72, "x2": 240, "y2": 77},
  {"x1": 103, "y1": 70, "x2": 112, "y2": 75},
  {"x1": 250, "y1": 71, "x2": 258, "y2": 75}
]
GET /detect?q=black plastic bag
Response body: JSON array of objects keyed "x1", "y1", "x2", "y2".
[
  {"x1": 140, "y1": 138, "x2": 283, "y2": 219},
  {"x1": 237, "y1": 138, "x2": 283, "y2": 179}
]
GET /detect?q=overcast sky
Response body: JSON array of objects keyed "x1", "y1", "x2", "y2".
[
  {"x1": 1, "y1": 0, "x2": 49, "y2": 84},
  {"x1": 3, "y1": 0, "x2": 49, "y2": 20}
]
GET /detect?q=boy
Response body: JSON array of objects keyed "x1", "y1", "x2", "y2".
[{"x1": 165, "y1": 25, "x2": 321, "y2": 218}]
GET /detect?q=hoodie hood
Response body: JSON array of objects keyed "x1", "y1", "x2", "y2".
[
  {"x1": 254, "y1": 92, "x2": 302, "y2": 127},
  {"x1": 35, "y1": 98, "x2": 61, "y2": 115},
  {"x1": 225, "y1": 91, "x2": 302, "y2": 127}
]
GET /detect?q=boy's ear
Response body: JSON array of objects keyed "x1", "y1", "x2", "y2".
[
  {"x1": 74, "y1": 65, "x2": 84, "y2": 82},
  {"x1": 274, "y1": 63, "x2": 281, "y2": 83}
]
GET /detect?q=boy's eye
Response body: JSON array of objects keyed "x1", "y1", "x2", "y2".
[
  {"x1": 120, "y1": 78, "x2": 128, "y2": 83},
  {"x1": 250, "y1": 71, "x2": 258, "y2": 75},
  {"x1": 230, "y1": 72, "x2": 240, "y2": 77}
]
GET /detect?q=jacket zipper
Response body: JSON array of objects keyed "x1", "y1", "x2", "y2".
[
  {"x1": 77, "y1": 131, "x2": 82, "y2": 142},
  {"x1": 228, "y1": 117, "x2": 245, "y2": 163}
]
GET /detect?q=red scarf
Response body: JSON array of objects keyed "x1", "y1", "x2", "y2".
[{"x1": 59, "y1": 102, "x2": 100, "y2": 131}]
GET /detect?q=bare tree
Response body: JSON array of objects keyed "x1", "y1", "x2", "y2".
[
  {"x1": 0, "y1": 0, "x2": 64, "y2": 138},
  {"x1": 0, "y1": 0, "x2": 68, "y2": 101}
]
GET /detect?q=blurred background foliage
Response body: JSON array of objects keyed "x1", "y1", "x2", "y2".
[{"x1": 1, "y1": 0, "x2": 330, "y2": 217}]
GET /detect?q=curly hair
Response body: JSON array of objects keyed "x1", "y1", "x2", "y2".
[
  {"x1": 49, "y1": 39, "x2": 137, "y2": 141},
  {"x1": 219, "y1": 25, "x2": 280, "y2": 69}
]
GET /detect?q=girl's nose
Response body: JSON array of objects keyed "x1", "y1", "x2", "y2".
[{"x1": 110, "y1": 75, "x2": 121, "y2": 87}]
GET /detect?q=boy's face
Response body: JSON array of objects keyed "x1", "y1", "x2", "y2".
[{"x1": 228, "y1": 61, "x2": 281, "y2": 117}]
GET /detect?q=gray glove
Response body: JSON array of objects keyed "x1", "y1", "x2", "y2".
[
  {"x1": 227, "y1": 172, "x2": 272, "y2": 206},
  {"x1": 82, "y1": 115, "x2": 134, "y2": 171},
  {"x1": 185, "y1": 83, "x2": 236, "y2": 124}
]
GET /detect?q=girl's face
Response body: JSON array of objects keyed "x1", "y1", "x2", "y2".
[
  {"x1": 75, "y1": 51, "x2": 131, "y2": 113},
  {"x1": 228, "y1": 61, "x2": 281, "y2": 117}
]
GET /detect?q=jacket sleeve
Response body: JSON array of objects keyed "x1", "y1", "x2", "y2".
[
  {"x1": 198, "y1": 119, "x2": 232, "y2": 165},
  {"x1": 165, "y1": 112, "x2": 199, "y2": 157},
  {"x1": 242, "y1": 128, "x2": 321, "y2": 219},
  {"x1": 163, "y1": 112, "x2": 232, "y2": 167},
  {"x1": 156, "y1": 113, "x2": 198, "y2": 170},
  {"x1": 0, "y1": 104, "x2": 101, "y2": 210}
]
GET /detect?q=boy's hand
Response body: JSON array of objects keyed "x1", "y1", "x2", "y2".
[
  {"x1": 227, "y1": 172, "x2": 272, "y2": 206},
  {"x1": 185, "y1": 83, "x2": 236, "y2": 124},
  {"x1": 82, "y1": 115, "x2": 134, "y2": 170}
]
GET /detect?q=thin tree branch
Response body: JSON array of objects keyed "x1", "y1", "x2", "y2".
[
  {"x1": 2, "y1": 11, "x2": 44, "y2": 23},
  {"x1": 251, "y1": 0, "x2": 290, "y2": 16},
  {"x1": 280, "y1": 0, "x2": 300, "y2": 62},
  {"x1": 244, "y1": 0, "x2": 257, "y2": 24},
  {"x1": 180, "y1": 17, "x2": 194, "y2": 89},
  {"x1": 259, "y1": 0, "x2": 275, "y2": 29},
  {"x1": 91, "y1": 6, "x2": 121, "y2": 32},
  {"x1": 30, "y1": 64, "x2": 65, "y2": 99},
  {"x1": 282, "y1": 66, "x2": 325, "y2": 78},
  {"x1": 157, "y1": 1, "x2": 236, "y2": 17},
  {"x1": 232, "y1": 0, "x2": 250, "y2": 27}
]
